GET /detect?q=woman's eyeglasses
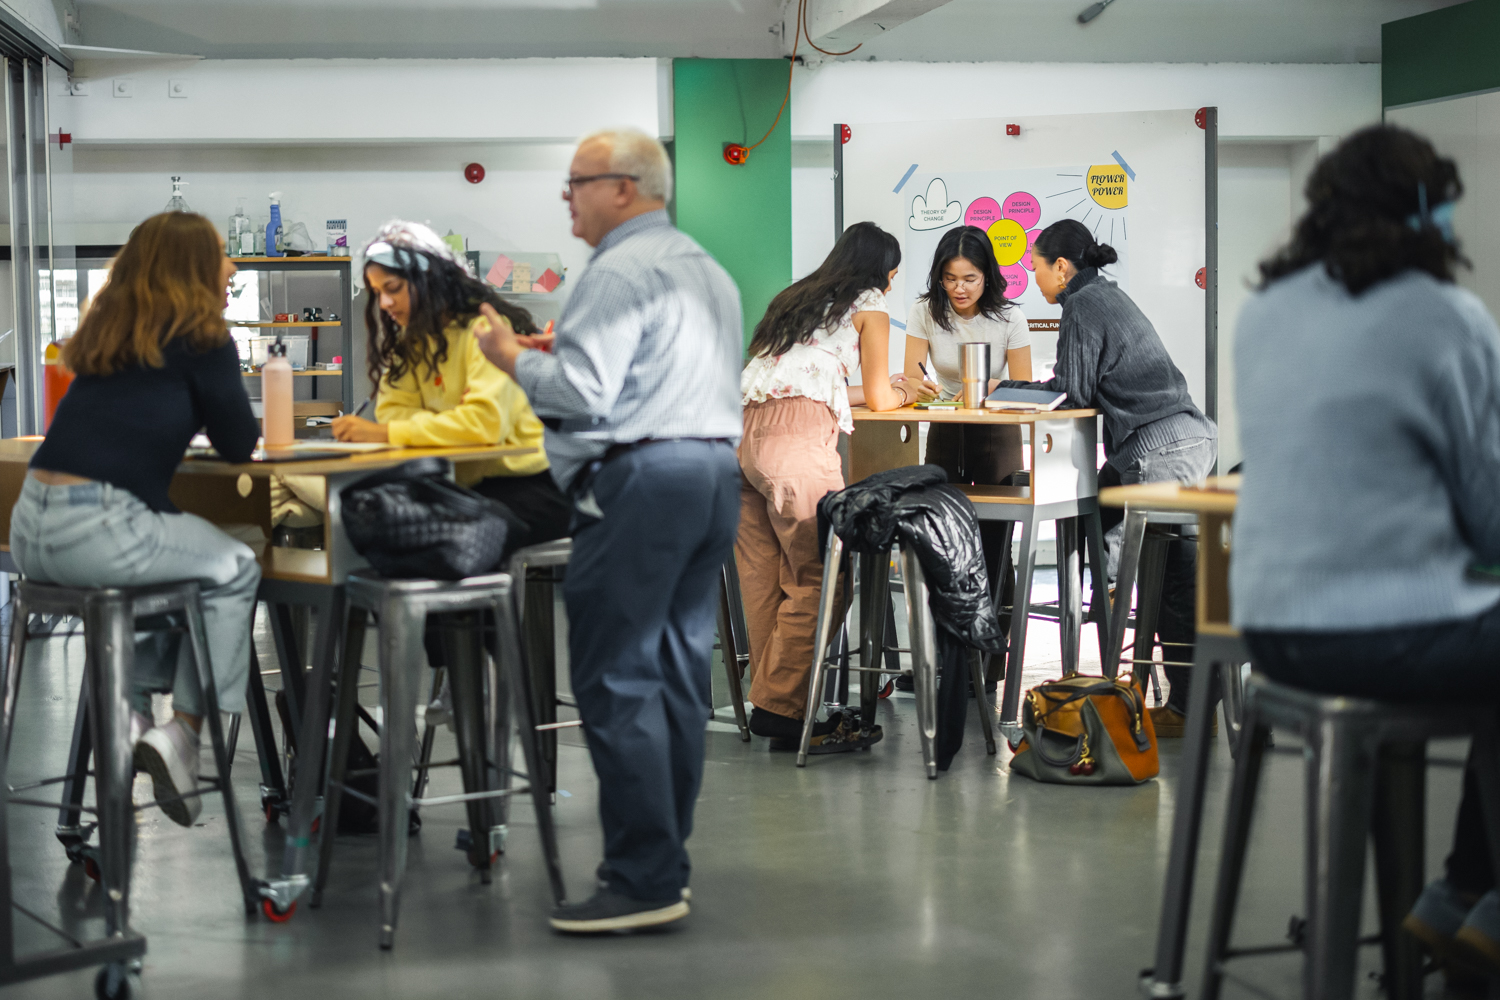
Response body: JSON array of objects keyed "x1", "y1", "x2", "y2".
[
  {"x1": 940, "y1": 275, "x2": 983, "y2": 290},
  {"x1": 562, "y1": 173, "x2": 641, "y2": 199}
]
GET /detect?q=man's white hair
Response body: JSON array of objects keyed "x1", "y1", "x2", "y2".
[{"x1": 580, "y1": 128, "x2": 673, "y2": 204}]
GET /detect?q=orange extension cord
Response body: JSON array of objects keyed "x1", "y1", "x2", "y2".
[{"x1": 741, "y1": 0, "x2": 862, "y2": 157}]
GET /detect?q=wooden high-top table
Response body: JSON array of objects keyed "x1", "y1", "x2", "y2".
[
  {"x1": 1099, "y1": 476, "x2": 1242, "y2": 1000},
  {"x1": 848, "y1": 405, "x2": 1109, "y2": 745}
]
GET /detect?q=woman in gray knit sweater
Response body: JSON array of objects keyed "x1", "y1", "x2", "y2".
[
  {"x1": 1002, "y1": 219, "x2": 1216, "y2": 733},
  {"x1": 1234, "y1": 125, "x2": 1500, "y2": 983}
]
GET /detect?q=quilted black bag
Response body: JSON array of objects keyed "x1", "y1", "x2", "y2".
[{"x1": 342, "y1": 457, "x2": 525, "y2": 580}]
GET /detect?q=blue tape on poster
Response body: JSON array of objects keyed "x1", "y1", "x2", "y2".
[
  {"x1": 893, "y1": 164, "x2": 919, "y2": 194},
  {"x1": 1110, "y1": 151, "x2": 1136, "y2": 181},
  {"x1": 891, "y1": 318, "x2": 907, "y2": 330}
]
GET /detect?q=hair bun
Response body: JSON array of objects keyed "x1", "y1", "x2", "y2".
[{"x1": 1081, "y1": 242, "x2": 1119, "y2": 267}]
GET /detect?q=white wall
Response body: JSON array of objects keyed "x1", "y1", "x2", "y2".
[
  {"x1": 791, "y1": 62, "x2": 1381, "y2": 142},
  {"x1": 1216, "y1": 142, "x2": 1300, "y2": 472},
  {"x1": 57, "y1": 58, "x2": 661, "y2": 144}
]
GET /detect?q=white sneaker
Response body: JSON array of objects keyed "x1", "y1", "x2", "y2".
[
  {"x1": 130, "y1": 710, "x2": 153, "y2": 747},
  {"x1": 133, "y1": 719, "x2": 202, "y2": 827},
  {"x1": 425, "y1": 673, "x2": 454, "y2": 732}
]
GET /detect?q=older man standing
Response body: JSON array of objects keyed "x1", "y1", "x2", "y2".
[{"x1": 475, "y1": 128, "x2": 742, "y2": 933}]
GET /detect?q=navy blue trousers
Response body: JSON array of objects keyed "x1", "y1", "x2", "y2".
[{"x1": 564, "y1": 439, "x2": 740, "y2": 903}]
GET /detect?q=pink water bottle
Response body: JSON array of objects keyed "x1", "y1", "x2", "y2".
[{"x1": 261, "y1": 337, "x2": 294, "y2": 447}]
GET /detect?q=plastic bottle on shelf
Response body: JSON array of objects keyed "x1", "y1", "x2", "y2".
[
  {"x1": 261, "y1": 337, "x2": 293, "y2": 447},
  {"x1": 265, "y1": 192, "x2": 284, "y2": 258},
  {"x1": 164, "y1": 176, "x2": 191, "y2": 213},
  {"x1": 228, "y1": 198, "x2": 251, "y2": 256}
]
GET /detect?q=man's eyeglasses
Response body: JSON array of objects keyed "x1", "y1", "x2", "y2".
[{"x1": 562, "y1": 173, "x2": 640, "y2": 199}]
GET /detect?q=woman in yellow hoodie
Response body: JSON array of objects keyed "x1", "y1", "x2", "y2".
[{"x1": 332, "y1": 220, "x2": 570, "y2": 544}]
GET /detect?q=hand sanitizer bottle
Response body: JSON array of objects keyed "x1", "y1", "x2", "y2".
[
  {"x1": 265, "y1": 192, "x2": 284, "y2": 258},
  {"x1": 164, "y1": 176, "x2": 191, "y2": 213}
]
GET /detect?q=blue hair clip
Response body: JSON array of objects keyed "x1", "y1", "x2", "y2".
[{"x1": 1407, "y1": 181, "x2": 1457, "y2": 244}]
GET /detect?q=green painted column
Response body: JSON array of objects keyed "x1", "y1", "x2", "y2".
[{"x1": 673, "y1": 58, "x2": 792, "y2": 348}]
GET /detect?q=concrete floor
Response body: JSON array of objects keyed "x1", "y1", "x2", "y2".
[{"x1": 0, "y1": 573, "x2": 1473, "y2": 1000}]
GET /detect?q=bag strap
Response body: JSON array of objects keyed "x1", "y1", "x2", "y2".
[{"x1": 1030, "y1": 727, "x2": 1086, "y2": 768}]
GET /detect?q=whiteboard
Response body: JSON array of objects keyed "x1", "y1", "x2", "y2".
[{"x1": 842, "y1": 110, "x2": 1210, "y2": 408}]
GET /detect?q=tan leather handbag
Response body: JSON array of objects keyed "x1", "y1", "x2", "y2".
[{"x1": 1009, "y1": 669, "x2": 1159, "y2": 785}]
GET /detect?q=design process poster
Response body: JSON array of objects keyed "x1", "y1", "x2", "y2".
[{"x1": 899, "y1": 164, "x2": 1132, "y2": 352}]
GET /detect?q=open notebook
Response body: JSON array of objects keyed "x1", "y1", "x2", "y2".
[
  {"x1": 185, "y1": 435, "x2": 397, "y2": 461},
  {"x1": 984, "y1": 387, "x2": 1069, "y2": 411}
]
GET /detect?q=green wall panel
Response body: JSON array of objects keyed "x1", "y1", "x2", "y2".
[
  {"x1": 673, "y1": 58, "x2": 792, "y2": 348},
  {"x1": 1384, "y1": 0, "x2": 1500, "y2": 108}
]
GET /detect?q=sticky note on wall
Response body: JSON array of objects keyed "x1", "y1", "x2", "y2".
[
  {"x1": 511, "y1": 262, "x2": 532, "y2": 292},
  {"x1": 533, "y1": 268, "x2": 561, "y2": 293},
  {"x1": 486, "y1": 254, "x2": 514, "y2": 288}
]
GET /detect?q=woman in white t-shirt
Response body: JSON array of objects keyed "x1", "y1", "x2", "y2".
[
  {"x1": 904, "y1": 226, "x2": 1032, "y2": 682},
  {"x1": 737, "y1": 222, "x2": 909, "y2": 753}
]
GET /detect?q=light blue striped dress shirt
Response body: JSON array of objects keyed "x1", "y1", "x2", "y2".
[{"x1": 514, "y1": 210, "x2": 744, "y2": 492}]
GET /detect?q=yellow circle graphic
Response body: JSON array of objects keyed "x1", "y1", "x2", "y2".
[
  {"x1": 987, "y1": 219, "x2": 1027, "y2": 267},
  {"x1": 1087, "y1": 164, "x2": 1128, "y2": 210}
]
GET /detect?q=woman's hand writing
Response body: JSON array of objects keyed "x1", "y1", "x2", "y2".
[
  {"x1": 331, "y1": 415, "x2": 390, "y2": 443},
  {"x1": 891, "y1": 372, "x2": 940, "y2": 402}
]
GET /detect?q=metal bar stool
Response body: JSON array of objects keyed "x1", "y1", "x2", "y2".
[
  {"x1": 1103, "y1": 506, "x2": 1198, "y2": 704},
  {"x1": 1199, "y1": 673, "x2": 1500, "y2": 1000},
  {"x1": 508, "y1": 540, "x2": 755, "y2": 755},
  {"x1": 1142, "y1": 630, "x2": 1250, "y2": 999},
  {"x1": 313, "y1": 568, "x2": 566, "y2": 949},
  {"x1": 797, "y1": 536, "x2": 997, "y2": 777},
  {"x1": 0, "y1": 579, "x2": 270, "y2": 997}
]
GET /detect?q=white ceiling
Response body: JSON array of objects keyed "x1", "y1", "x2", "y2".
[{"x1": 73, "y1": 0, "x2": 1464, "y2": 62}]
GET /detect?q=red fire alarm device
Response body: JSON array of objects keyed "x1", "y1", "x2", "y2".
[
  {"x1": 840, "y1": 124, "x2": 851, "y2": 144},
  {"x1": 723, "y1": 143, "x2": 749, "y2": 166},
  {"x1": 464, "y1": 162, "x2": 485, "y2": 184},
  {"x1": 1006, "y1": 124, "x2": 1021, "y2": 136}
]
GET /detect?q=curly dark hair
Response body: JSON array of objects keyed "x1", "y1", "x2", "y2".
[
  {"x1": 362, "y1": 241, "x2": 537, "y2": 390},
  {"x1": 1259, "y1": 125, "x2": 1466, "y2": 295},
  {"x1": 919, "y1": 226, "x2": 1014, "y2": 333},
  {"x1": 748, "y1": 221, "x2": 900, "y2": 358}
]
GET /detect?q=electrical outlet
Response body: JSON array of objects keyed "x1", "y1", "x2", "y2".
[
  {"x1": 68, "y1": 80, "x2": 88, "y2": 96},
  {"x1": 112, "y1": 79, "x2": 132, "y2": 98},
  {"x1": 168, "y1": 79, "x2": 187, "y2": 99}
]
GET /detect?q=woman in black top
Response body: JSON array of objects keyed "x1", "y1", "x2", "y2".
[
  {"x1": 13, "y1": 211, "x2": 262, "y2": 827},
  {"x1": 1003, "y1": 219, "x2": 1216, "y2": 733}
]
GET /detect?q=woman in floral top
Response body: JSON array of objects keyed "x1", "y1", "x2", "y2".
[{"x1": 737, "y1": 222, "x2": 933, "y2": 753}]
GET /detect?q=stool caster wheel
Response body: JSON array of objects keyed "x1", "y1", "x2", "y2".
[
  {"x1": 262, "y1": 798, "x2": 279, "y2": 825},
  {"x1": 95, "y1": 963, "x2": 140, "y2": 1000},
  {"x1": 261, "y1": 898, "x2": 297, "y2": 923},
  {"x1": 69, "y1": 843, "x2": 102, "y2": 882},
  {"x1": 878, "y1": 679, "x2": 894, "y2": 699}
]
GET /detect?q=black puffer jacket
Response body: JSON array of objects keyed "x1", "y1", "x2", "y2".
[{"x1": 818, "y1": 465, "x2": 1004, "y2": 653}]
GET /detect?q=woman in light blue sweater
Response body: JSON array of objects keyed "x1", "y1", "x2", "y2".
[{"x1": 1234, "y1": 125, "x2": 1500, "y2": 980}]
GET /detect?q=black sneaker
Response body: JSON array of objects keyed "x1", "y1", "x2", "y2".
[
  {"x1": 800, "y1": 713, "x2": 884, "y2": 755},
  {"x1": 749, "y1": 707, "x2": 837, "y2": 744},
  {"x1": 549, "y1": 887, "x2": 689, "y2": 934}
]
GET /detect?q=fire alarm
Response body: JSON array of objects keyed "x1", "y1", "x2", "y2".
[
  {"x1": 1195, "y1": 267, "x2": 1206, "y2": 289},
  {"x1": 1195, "y1": 108, "x2": 1209, "y2": 130},
  {"x1": 464, "y1": 162, "x2": 485, "y2": 184},
  {"x1": 1006, "y1": 124, "x2": 1021, "y2": 136},
  {"x1": 840, "y1": 124, "x2": 851, "y2": 144},
  {"x1": 723, "y1": 143, "x2": 749, "y2": 166}
]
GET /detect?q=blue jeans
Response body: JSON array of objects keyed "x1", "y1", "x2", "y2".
[
  {"x1": 9, "y1": 476, "x2": 261, "y2": 717},
  {"x1": 565, "y1": 440, "x2": 740, "y2": 902}
]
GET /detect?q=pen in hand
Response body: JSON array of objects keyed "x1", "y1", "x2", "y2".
[{"x1": 352, "y1": 399, "x2": 371, "y2": 419}]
